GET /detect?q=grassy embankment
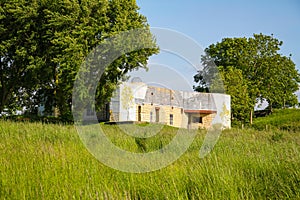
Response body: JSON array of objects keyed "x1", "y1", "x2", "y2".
[{"x1": 0, "y1": 109, "x2": 299, "y2": 199}]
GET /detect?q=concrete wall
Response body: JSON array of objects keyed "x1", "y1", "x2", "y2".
[
  {"x1": 134, "y1": 103, "x2": 216, "y2": 129},
  {"x1": 136, "y1": 104, "x2": 184, "y2": 128},
  {"x1": 110, "y1": 82, "x2": 231, "y2": 129},
  {"x1": 211, "y1": 94, "x2": 231, "y2": 129}
]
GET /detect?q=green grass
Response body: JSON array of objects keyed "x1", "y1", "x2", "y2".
[
  {"x1": 0, "y1": 121, "x2": 300, "y2": 199},
  {"x1": 253, "y1": 108, "x2": 300, "y2": 132}
]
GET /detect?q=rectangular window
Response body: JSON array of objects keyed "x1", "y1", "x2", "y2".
[
  {"x1": 192, "y1": 116, "x2": 203, "y2": 123},
  {"x1": 150, "y1": 112, "x2": 153, "y2": 122},
  {"x1": 170, "y1": 114, "x2": 174, "y2": 125}
]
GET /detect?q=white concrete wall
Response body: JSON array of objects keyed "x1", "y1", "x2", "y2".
[
  {"x1": 211, "y1": 93, "x2": 231, "y2": 129},
  {"x1": 111, "y1": 82, "x2": 231, "y2": 129},
  {"x1": 117, "y1": 82, "x2": 148, "y2": 121}
]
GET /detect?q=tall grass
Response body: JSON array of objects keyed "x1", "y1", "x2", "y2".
[
  {"x1": 0, "y1": 121, "x2": 299, "y2": 199},
  {"x1": 253, "y1": 108, "x2": 300, "y2": 132}
]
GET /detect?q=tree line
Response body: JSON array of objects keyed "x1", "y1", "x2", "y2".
[
  {"x1": 0, "y1": 0, "x2": 158, "y2": 120},
  {"x1": 1, "y1": 1, "x2": 299, "y2": 124},
  {"x1": 194, "y1": 34, "x2": 300, "y2": 123}
]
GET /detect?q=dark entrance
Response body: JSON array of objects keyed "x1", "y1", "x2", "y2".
[
  {"x1": 155, "y1": 108, "x2": 160, "y2": 123},
  {"x1": 138, "y1": 106, "x2": 142, "y2": 121}
]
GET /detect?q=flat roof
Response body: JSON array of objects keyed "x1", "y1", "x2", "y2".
[{"x1": 184, "y1": 110, "x2": 217, "y2": 114}]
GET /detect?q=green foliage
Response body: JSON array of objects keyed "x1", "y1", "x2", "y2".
[
  {"x1": 214, "y1": 66, "x2": 252, "y2": 121},
  {"x1": 0, "y1": 0, "x2": 158, "y2": 117},
  {"x1": 252, "y1": 108, "x2": 300, "y2": 132},
  {"x1": 194, "y1": 34, "x2": 300, "y2": 122},
  {"x1": 271, "y1": 131, "x2": 284, "y2": 142},
  {"x1": 0, "y1": 121, "x2": 300, "y2": 199},
  {"x1": 0, "y1": 0, "x2": 40, "y2": 113}
]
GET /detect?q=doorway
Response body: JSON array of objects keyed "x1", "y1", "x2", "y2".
[
  {"x1": 138, "y1": 106, "x2": 141, "y2": 122},
  {"x1": 155, "y1": 108, "x2": 159, "y2": 123}
]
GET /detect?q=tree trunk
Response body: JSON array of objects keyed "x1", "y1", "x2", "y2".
[
  {"x1": 0, "y1": 104, "x2": 4, "y2": 114},
  {"x1": 0, "y1": 86, "x2": 10, "y2": 114}
]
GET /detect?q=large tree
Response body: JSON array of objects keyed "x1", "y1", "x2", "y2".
[
  {"x1": 0, "y1": 0, "x2": 158, "y2": 117},
  {"x1": 0, "y1": 0, "x2": 41, "y2": 114},
  {"x1": 194, "y1": 34, "x2": 300, "y2": 123}
]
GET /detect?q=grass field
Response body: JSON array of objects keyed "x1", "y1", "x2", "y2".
[
  {"x1": 0, "y1": 113, "x2": 300, "y2": 199},
  {"x1": 252, "y1": 108, "x2": 300, "y2": 132}
]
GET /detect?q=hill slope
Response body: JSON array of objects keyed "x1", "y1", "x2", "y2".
[
  {"x1": 0, "y1": 121, "x2": 300, "y2": 199},
  {"x1": 253, "y1": 109, "x2": 300, "y2": 131}
]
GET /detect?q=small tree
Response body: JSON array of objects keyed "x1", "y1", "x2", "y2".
[{"x1": 121, "y1": 86, "x2": 134, "y2": 120}]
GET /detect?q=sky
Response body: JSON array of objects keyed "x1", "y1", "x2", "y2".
[
  {"x1": 136, "y1": 0, "x2": 300, "y2": 69},
  {"x1": 130, "y1": 0, "x2": 300, "y2": 101}
]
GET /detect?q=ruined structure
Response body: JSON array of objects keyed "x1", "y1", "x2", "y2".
[{"x1": 108, "y1": 81, "x2": 231, "y2": 129}]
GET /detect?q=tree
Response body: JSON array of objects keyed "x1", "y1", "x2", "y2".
[
  {"x1": 121, "y1": 85, "x2": 134, "y2": 120},
  {"x1": 94, "y1": 0, "x2": 158, "y2": 111},
  {"x1": 260, "y1": 55, "x2": 299, "y2": 109},
  {"x1": 0, "y1": 0, "x2": 41, "y2": 114},
  {"x1": 214, "y1": 67, "x2": 252, "y2": 122},
  {"x1": 0, "y1": 0, "x2": 158, "y2": 117},
  {"x1": 194, "y1": 34, "x2": 300, "y2": 123}
]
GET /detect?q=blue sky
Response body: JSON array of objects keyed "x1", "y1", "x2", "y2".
[
  {"x1": 136, "y1": 0, "x2": 300, "y2": 71},
  {"x1": 132, "y1": 0, "x2": 300, "y2": 102}
]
